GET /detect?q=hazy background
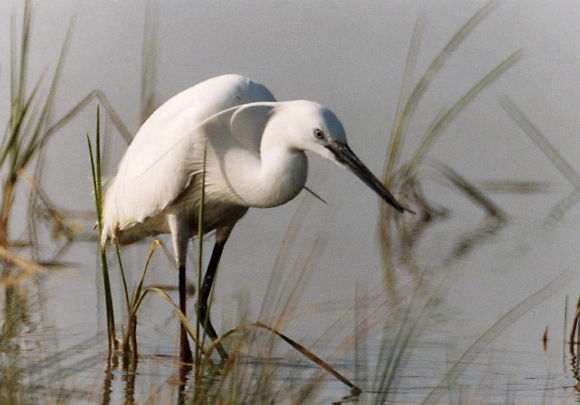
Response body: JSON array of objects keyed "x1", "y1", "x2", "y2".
[{"x1": 0, "y1": 1, "x2": 579, "y2": 401}]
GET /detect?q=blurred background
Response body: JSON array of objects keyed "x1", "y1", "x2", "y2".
[{"x1": 0, "y1": 1, "x2": 579, "y2": 403}]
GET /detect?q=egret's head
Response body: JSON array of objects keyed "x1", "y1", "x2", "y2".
[
  {"x1": 275, "y1": 100, "x2": 413, "y2": 214},
  {"x1": 271, "y1": 100, "x2": 348, "y2": 163}
]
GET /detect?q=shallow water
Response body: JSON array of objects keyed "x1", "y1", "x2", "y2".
[
  {"x1": 1, "y1": 1, "x2": 580, "y2": 404},
  {"x1": 3, "y1": 203, "x2": 580, "y2": 404}
]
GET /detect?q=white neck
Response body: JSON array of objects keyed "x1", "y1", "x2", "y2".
[{"x1": 221, "y1": 132, "x2": 308, "y2": 208}]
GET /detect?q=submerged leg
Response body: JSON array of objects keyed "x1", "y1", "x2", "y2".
[
  {"x1": 168, "y1": 213, "x2": 193, "y2": 364},
  {"x1": 197, "y1": 228, "x2": 232, "y2": 361}
]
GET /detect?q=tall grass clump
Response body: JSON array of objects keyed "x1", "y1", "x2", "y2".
[
  {"x1": 372, "y1": 2, "x2": 522, "y2": 401},
  {"x1": 0, "y1": 4, "x2": 94, "y2": 402},
  {"x1": 0, "y1": 0, "x2": 71, "y2": 281},
  {"x1": 0, "y1": 1, "x2": 120, "y2": 281},
  {"x1": 89, "y1": 110, "x2": 177, "y2": 362},
  {"x1": 377, "y1": 1, "x2": 520, "y2": 279}
]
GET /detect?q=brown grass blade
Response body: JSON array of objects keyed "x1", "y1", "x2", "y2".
[
  {"x1": 435, "y1": 162, "x2": 506, "y2": 218},
  {"x1": 207, "y1": 321, "x2": 362, "y2": 395},
  {"x1": 500, "y1": 96, "x2": 580, "y2": 189},
  {"x1": 0, "y1": 245, "x2": 45, "y2": 286},
  {"x1": 46, "y1": 90, "x2": 132, "y2": 145}
]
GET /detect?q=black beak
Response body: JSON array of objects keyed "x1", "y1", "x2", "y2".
[{"x1": 326, "y1": 142, "x2": 414, "y2": 214}]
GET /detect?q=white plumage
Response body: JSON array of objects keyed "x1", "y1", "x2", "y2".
[
  {"x1": 101, "y1": 74, "x2": 410, "y2": 361},
  {"x1": 102, "y1": 74, "x2": 276, "y2": 244}
]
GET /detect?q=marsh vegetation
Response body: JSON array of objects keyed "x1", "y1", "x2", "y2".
[{"x1": 1, "y1": 1, "x2": 579, "y2": 404}]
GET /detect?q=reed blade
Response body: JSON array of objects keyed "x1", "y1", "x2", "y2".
[
  {"x1": 385, "y1": 1, "x2": 497, "y2": 178},
  {"x1": 500, "y1": 96, "x2": 580, "y2": 189}
]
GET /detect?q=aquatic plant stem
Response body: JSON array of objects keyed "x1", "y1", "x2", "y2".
[
  {"x1": 0, "y1": 178, "x2": 16, "y2": 247},
  {"x1": 88, "y1": 108, "x2": 116, "y2": 353}
]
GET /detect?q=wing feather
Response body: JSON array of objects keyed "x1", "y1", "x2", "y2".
[{"x1": 101, "y1": 75, "x2": 275, "y2": 244}]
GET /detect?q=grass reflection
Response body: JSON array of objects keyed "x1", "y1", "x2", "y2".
[{"x1": 0, "y1": 1, "x2": 578, "y2": 404}]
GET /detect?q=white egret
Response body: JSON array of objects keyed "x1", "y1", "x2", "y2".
[{"x1": 101, "y1": 74, "x2": 412, "y2": 362}]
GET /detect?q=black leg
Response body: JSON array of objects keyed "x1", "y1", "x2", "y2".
[
  {"x1": 197, "y1": 240, "x2": 229, "y2": 361},
  {"x1": 179, "y1": 263, "x2": 193, "y2": 363}
]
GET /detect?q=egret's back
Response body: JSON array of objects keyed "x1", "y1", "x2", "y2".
[{"x1": 102, "y1": 74, "x2": 276, "y2": 244}]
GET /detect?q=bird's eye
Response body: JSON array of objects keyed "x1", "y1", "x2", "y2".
[{"x1": 313, "y1": 129, "x2": 326, "y2": 140}]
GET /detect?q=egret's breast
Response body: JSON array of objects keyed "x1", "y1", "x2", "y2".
[
  {"x1": 245, "y1": 150, "x2": 308, "y2": 208},
  {"x1": 203, "y1": 140, "x2": 308, "y2": 209},
  {"x1": 262, "y1": 153, "x2": 308, "y2": 207}
]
